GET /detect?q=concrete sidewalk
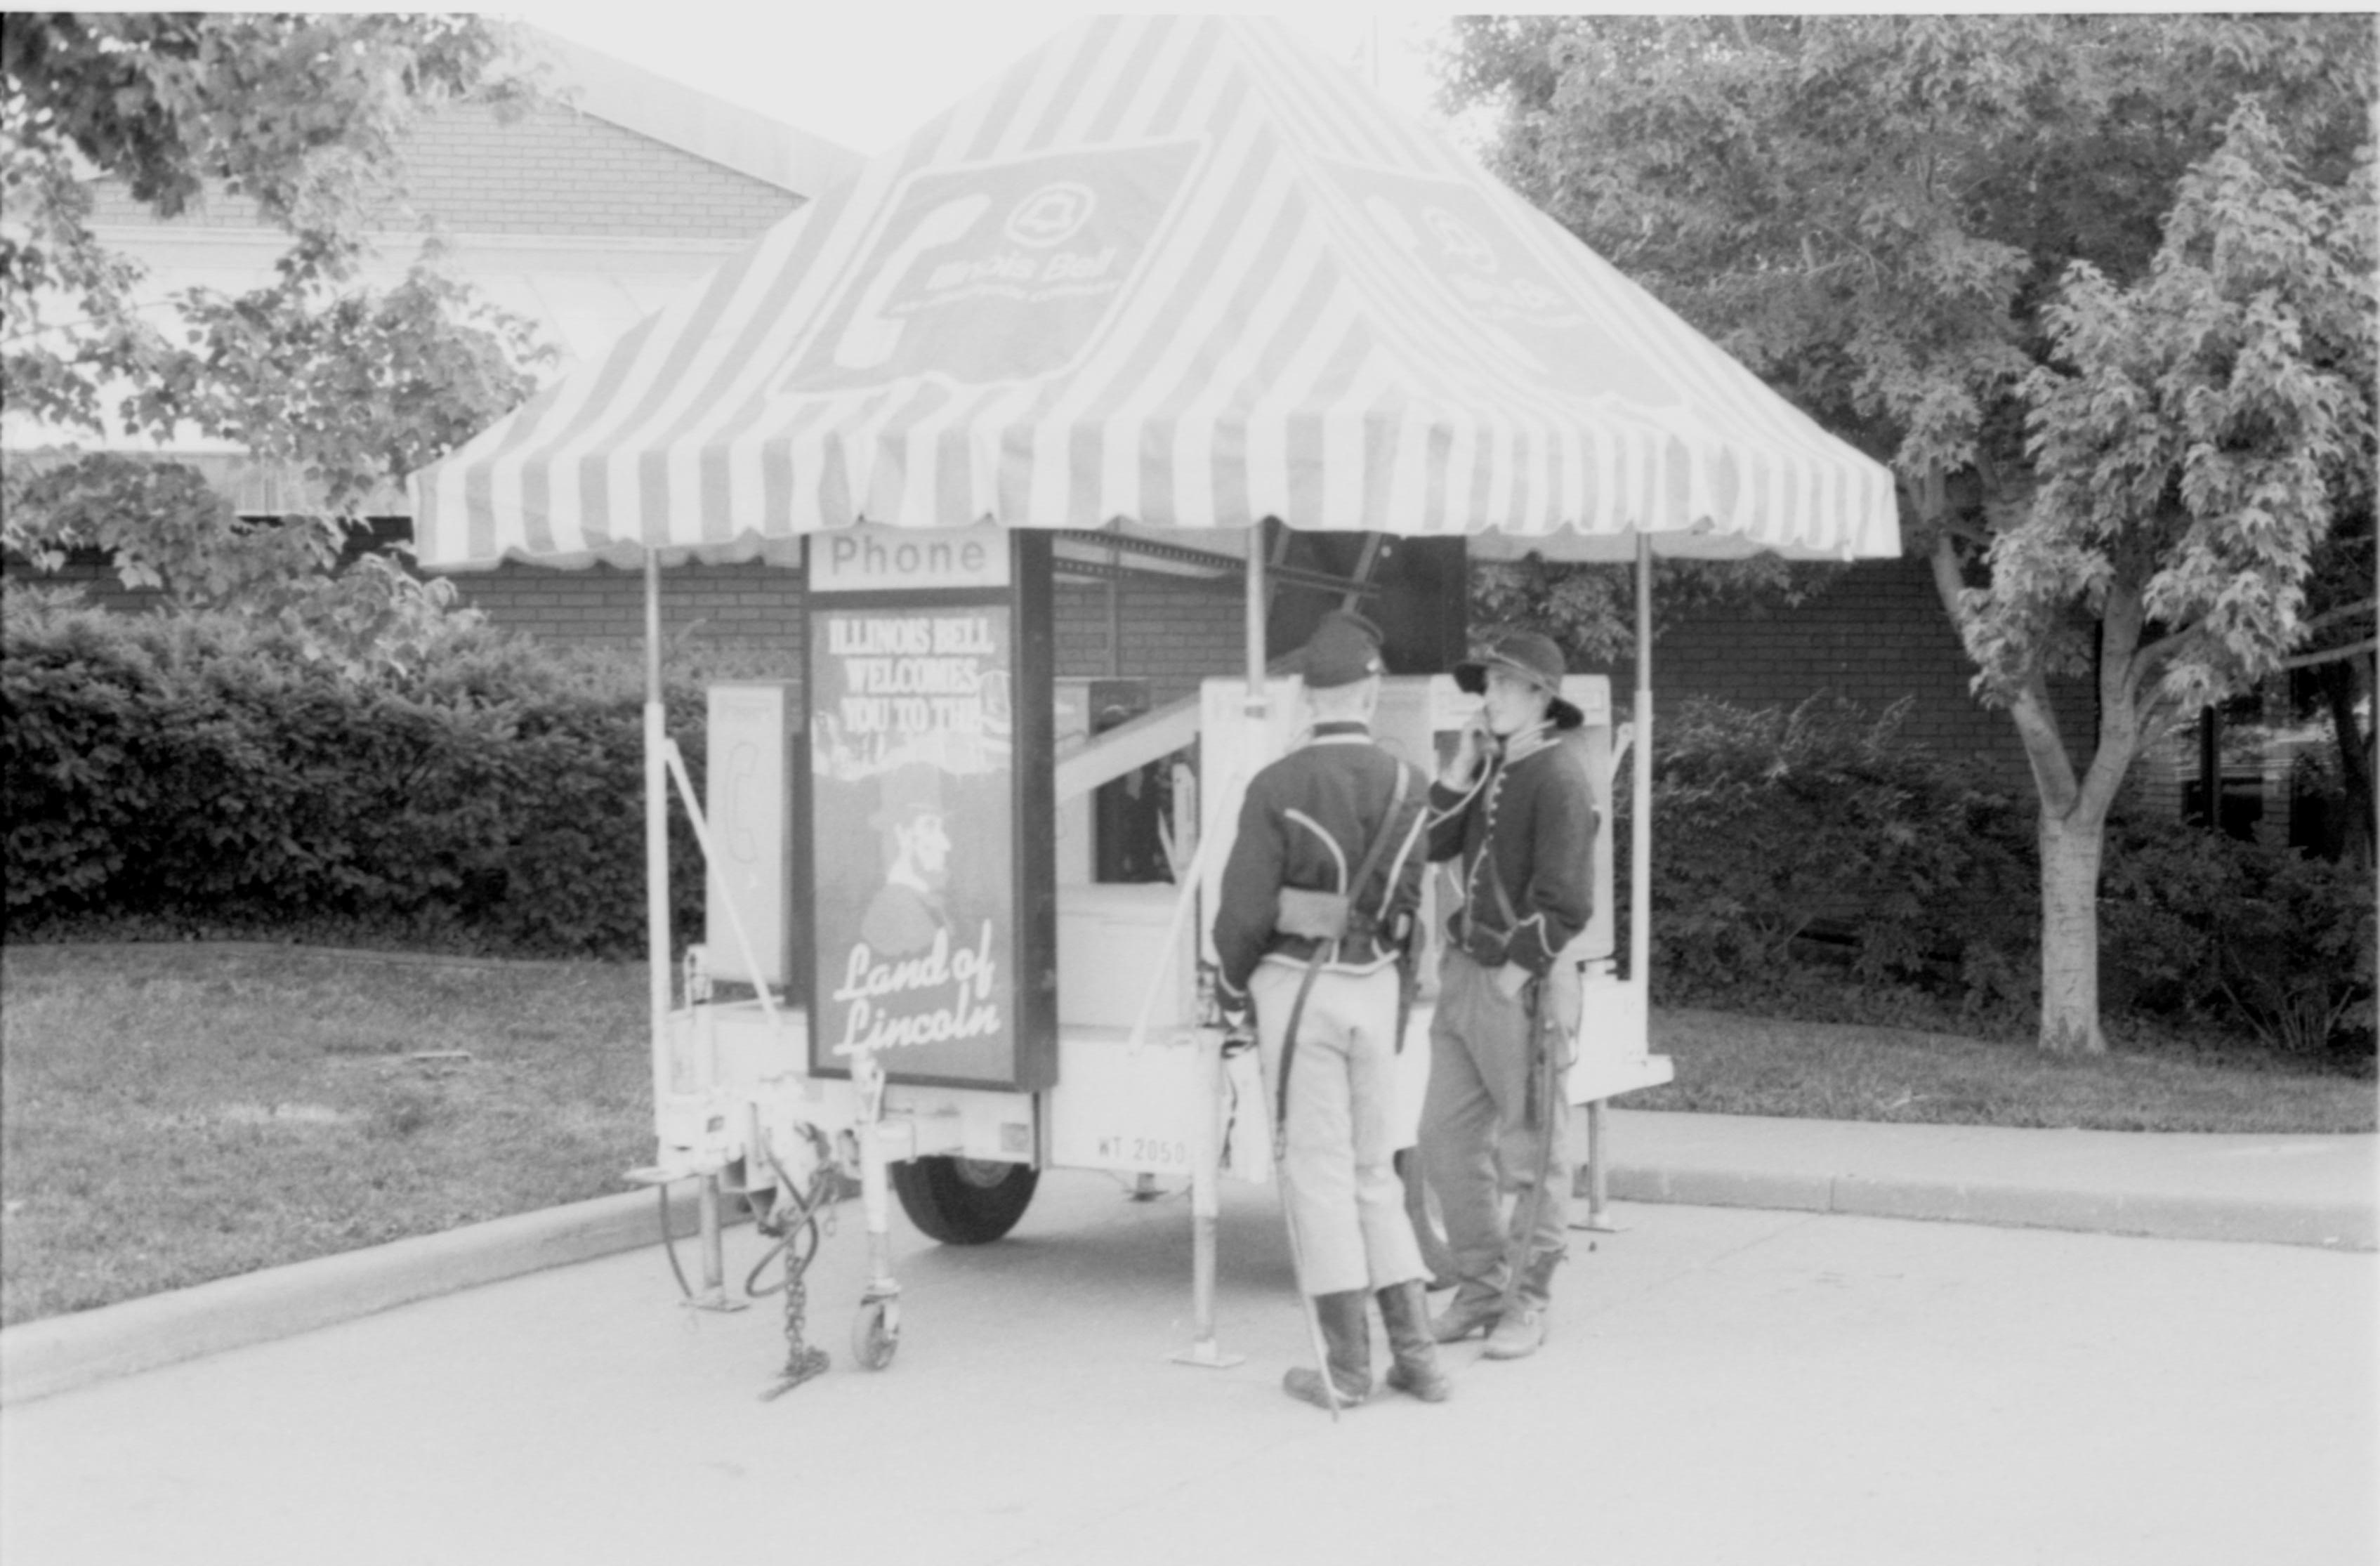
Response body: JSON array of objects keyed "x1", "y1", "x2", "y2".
[{"x1": 4, "y1": 1109, "x2": 2372, "y2": 1407}]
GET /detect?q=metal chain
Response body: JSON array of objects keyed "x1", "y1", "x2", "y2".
[
  {"x1": 763, "y1": 1245, "x2": 829, "y2": 1399},
  {"x1": 756, "y1": 1123, "x2": 837, "y2": 1401}
]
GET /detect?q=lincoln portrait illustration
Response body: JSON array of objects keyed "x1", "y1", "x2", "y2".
[{"x1": 860, "y1": 762, "x2": 953, "y2": 958}]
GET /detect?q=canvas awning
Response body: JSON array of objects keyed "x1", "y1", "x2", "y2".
[{"x1": 407, "y1": 14, "x2": 1899, "y2": 571}]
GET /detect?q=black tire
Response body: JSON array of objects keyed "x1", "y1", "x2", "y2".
[{"x1": 890, "y1": 1156, "x2": 1039, "y2": 1244}]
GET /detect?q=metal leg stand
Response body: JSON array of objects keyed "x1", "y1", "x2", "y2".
[
  {"x1": 850, "y1": 1050, "x2": 902, "y2": 1369},
  {"x1": 1171, "y1": 1027, "x2": 1244, "y2": 1368},
  {"x1": 684, "y1": 1172, "x2": 748, "y2": 1312},
  {"x1": 1571, "y1": 1098, "x2": 1626, "y2": 1233}
]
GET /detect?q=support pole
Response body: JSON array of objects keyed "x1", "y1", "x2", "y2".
[
  {"x1": 646, "y1": 550, "x2": 730, "y2": 1309},
  {"x1": 1631, "y1": 535, "x2": 1652, "y2": 993},
  {"x1": 645, "y1": 550, "x2": 671, "y2": 1150},
  {"x1": 1582, "y1": 534, "x2": 1655, "y2": 1239},
  {"x1": 1148, "y1": 812, "x2": 1244, "y2": 1369},
  {"x1": 1168, "y1": 1026, "x2": 1245, "y2": 1368},
  {"x1": 1583, "y1": 1098, "x2": 1613, "y2": 1228},
  {"x1": 1244, "y1": 522, "x2": 1268, "y2": 714}
]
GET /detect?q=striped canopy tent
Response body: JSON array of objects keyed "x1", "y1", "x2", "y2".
[
  {"x1": 407, "y1": 14, "x2": 1896, "y2": 569},
  {"x1": 405, "y1": 13, "x2": 1900, "y2": 1047}
]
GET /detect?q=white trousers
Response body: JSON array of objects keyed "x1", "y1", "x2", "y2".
[{"x1": 1249, "y1": 958, "x2": 1427, "y2": 1297}]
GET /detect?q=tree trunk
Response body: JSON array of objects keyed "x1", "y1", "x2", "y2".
[
  {"x1": 2037, "y1": 804, "x2": 2110, "y2": 1054},
  {"x1": 2315, "y1": 656, "x2": 2376, "y2": 871}
]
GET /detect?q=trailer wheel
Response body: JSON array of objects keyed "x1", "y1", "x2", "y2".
[{"x1": 890, "y1": 1156, "x2": 1039, "y2": 1244}]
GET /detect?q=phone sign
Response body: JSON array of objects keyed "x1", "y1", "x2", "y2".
[{"x1": 810, "y1": 522, "x2": 1010, "y2": 592}]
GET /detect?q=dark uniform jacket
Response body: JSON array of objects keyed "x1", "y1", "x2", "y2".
[
  {"x1": 1211, "y1": 721, "x2": 1428, "y2": 1004},
  {"x1": 1426, "y1": 728, "x2": 1598, "y2": 977}
]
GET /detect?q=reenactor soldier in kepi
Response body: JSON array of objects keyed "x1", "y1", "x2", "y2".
[
  {"x1": 1421, "y1": 631, "x2": 1597, "y2": 1361},
  {"x1": 1211, "y1": 611, "x2": 1449, "y2": 1412}
]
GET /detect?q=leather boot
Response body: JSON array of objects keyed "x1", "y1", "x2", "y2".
[
  {"x1": 1282, "y1": 1289, "x2": 1372, "y2": 1410},
  {"x1": 1376, "y1": 1280, "x2": 1451, "y2": 1402},
  {"x1": 1428, "y1": 1290, "x2": 1501, "y2": 1343},
  {"x1": 1482, "y1": 1249, "x2": 1562, "y2": 1361}
]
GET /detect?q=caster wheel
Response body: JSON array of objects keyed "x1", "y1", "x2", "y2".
[{"x1": 853, "y1": 1298, "x2": 899, "y2": 1370}]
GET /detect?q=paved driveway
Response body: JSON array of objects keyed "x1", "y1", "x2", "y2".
[{"x1": 4, "y1": 1170, "x2": 2372, "y2": 1566}]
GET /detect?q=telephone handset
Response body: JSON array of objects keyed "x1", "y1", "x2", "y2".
[{"x1": 1445, "y1": 707, "x2": 1501, "y2": 789}]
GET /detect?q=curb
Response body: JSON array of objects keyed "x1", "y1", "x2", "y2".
[
  {"x1": 7, "y1": 1145, "x2": 2368, "y2": 1409},
  {"x1": 5, "y1": 940, "x2": 597, "y2": 972},
  {"x1": 1605, "y1": 1165, "x2": 2378, "y2": 1251},
  {"x1": 0, "y1": 1185, "x2": 732, "y2": 1409}
]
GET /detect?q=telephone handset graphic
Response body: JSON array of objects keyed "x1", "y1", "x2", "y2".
[
  {"x1": 832, "y1": 195, "x2": 992, "y2": 372},
  {"x1": 723, "y1": 742, "x2": 762, "y2": 869}
]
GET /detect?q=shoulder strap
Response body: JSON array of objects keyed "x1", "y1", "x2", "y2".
[{"x1": 1346, "y1": 764, "x2": 1411, "y2": 909}]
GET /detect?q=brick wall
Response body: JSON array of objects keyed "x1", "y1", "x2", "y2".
[
  {"x1": 85, "y1": 99, "x2": 801, "y2": 240},
  {"x1": 1051, "y1": 581, "x2": 1248, "y2": 704},
  {"x1": 454, "y1": 560, "x2": 807, "y2": 661},
  {"x1": 452, "y1": 565, "x2": 1248, "y2": 702},
  {"x1": 17, "y1": 545, "x2": 2087, "y2": 796},
  {"x1": 1632, "y1": 553, "x2": 2092, "y2": 790},
  {"x1": 456, "y1": 556, "x2": 2085, "y2": 794}
]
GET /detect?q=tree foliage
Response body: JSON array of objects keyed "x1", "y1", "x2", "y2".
[
  {"x1": 1442, "y1": 14, "x2": 2377, "y2": 1050},
  {"x1": 1469, "y1": 551, "x2": 1842, "y2": 666},
  {"x1": 1442, "y1": 15, "x2": 2370, "y2": 485},
  {"x1": 1981, "y1": 105, "x2": 2374, "y2": 716},
  {"x1": 1, "y1": 13, "x2": 551, "y2": 669}
]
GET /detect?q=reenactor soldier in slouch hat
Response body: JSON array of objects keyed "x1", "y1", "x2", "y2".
[{"x1": 1421, "y1": 630, "x2": 1597, "y2": 1361}]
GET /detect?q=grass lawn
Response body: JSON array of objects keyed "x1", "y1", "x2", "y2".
[
  {"x1": 1, "y1": 943, "x2": 652, "y2": 1328},
  {"x1": 1633, "y1": 1008, "x2": 2376, "y2": 1135},
  {"x1": 3, "y1": 942, "x2": 2372, "y2": 1328}
]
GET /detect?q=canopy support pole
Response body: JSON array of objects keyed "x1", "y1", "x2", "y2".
[
  {"x1": 1631, "y1": 534, "x2": 1653, "y2": 990},
  {"x1": 645, "y1": 551, "x2": 671, "y2": 1140},
  {"x1": 1244, "y1": 522, "x2": 1268, "y2": 713},
  {"x1": 644, "y1": 551, "x2": 731, "y2": 1310}
]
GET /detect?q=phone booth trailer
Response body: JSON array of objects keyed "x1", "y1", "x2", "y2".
[{"x1": 403, "y1": 15, "x2": 1900, "y2": 1387}]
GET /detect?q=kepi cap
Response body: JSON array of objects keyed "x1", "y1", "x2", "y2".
[{"x1": 1297, "y1": 610, "x2": 1386, "y2": 690}]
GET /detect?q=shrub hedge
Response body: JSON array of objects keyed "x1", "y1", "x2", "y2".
[
  {"x1": 3, "y1": 596, "x2": 711, "y2": 958},
  {"x1": 1622, "y1": 696, "x2": 2376, "y2": 1058},
  {"x1": 7, "y1": 598, "x2": 2369, "y2": 1056}
]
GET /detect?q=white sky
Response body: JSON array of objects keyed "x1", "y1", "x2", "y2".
[{"x1": 508, "y1": 6, "x2": 1455, "y2": 157}]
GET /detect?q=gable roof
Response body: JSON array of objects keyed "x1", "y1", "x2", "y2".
[
  {"x1": 527, "y1": 29, "x2": 861, "y2": 198},
  {"x1": 6, "y1": 31, "x2": 867, "y2": 514}
]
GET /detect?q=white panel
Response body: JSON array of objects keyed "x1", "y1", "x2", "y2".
[
  {"x1": 1565, "y1": 975, "x2": 1672, "y2": 1104},
  {"x1": 1056, "y1": 883, "x2": 1193, "y2": 1029},
  {"x1": 1045, "y1": 1029, "x2": 1203, "y2": 1174},
  {"x1": 704, "y1": 683, "x2": 795, "y2": 986}
]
